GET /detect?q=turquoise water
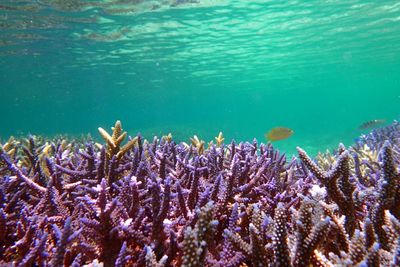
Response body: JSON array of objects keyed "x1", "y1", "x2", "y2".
[{"x1": 1, "y1": 0, "x2": 400, "y2": 156}]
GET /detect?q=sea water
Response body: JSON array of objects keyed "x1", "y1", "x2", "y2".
[{"x1": 0, "y1": 0, "x2": 399, "y2": 156}]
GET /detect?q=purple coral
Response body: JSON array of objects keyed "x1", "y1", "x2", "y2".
[{"x1": 0, "y1": 121, "x2": 399, "y2": 266}]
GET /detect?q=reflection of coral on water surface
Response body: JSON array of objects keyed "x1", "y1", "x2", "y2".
[{"x1": 0, "y1": 121, "x2": 400, "y2": 266}]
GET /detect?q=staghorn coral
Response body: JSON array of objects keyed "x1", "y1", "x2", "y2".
[
  {"x1": 370, "y1": 141, "x2": 400, "y2": 251},
  {"x1": 98, "y1": 120, "x2": 138, "y2": 161},
  {"x1": 0, "y1": 121, "x2": 399, "y2": 266},
  {"x1": 354, "y1": 120, "x2": 400, "y2": 151},
  {"x1": 215, "y1": 132, "x2": 225, "y2": 147},
  {"x1": 0, "y1": 136, "x2": 18, "y2": 160},
  {"x1": 181, "y1": 202, "x2": 217, "y2": 267},
  {"x1": 297, "y1": 145, "x2": 358, "y2": 237},
  {"x1": 189, "y1": 135, "x2": 205, "y2": 155}
]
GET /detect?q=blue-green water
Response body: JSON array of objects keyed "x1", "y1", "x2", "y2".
[{"x1": 1, "y1": 0, "x2": 400, "y2": 155}]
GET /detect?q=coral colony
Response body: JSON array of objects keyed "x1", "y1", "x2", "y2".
[{"x1": 0, "y1": 120, "x2": 399, "y2": 267}]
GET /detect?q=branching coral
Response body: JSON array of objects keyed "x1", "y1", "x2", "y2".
[
  {"x1": 370, "y1": 141, "x2": 400, "y2": 251},
  {"x1": 0, "y1": 120, "x2": 399, "y2": 266},
  {"x1": 189, "y1": 135, "x2": 205, "y2": 155},
  {"x1": 297, "y1": 145, "x2": 358, "y2": 237},
  {"x1": 98, "y1": 120, "x2": 138, "y2": 160},
  {"x1": 181, "y1": 202, "x2": 217, "y2": 267}
]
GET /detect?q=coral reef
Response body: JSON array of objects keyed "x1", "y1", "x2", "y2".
[
  {"x1": 0, "y1": 121, "x2": 399, "y2": 266},
  {"x1": 354, "y1": 120, "x2": 400, "y2": 151}
]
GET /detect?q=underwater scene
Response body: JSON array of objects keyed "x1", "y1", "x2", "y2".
[{"x1": 1, "y1": 0, "x2": 400, "y2": 266}]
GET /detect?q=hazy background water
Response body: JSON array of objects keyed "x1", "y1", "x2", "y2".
[{"x1": 0, "y1": 0, "x2": 399, "y2": 156}]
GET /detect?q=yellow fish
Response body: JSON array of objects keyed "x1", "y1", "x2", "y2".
[{"x1": 265, "y1": 127, "x2": 294, "y2": 141}]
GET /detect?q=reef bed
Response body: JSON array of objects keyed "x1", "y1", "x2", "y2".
[{"x1": 0, "y1": 121, "x2": 399, "y2": 266}]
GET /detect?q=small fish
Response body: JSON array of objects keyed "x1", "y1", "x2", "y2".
[
  {"x1": 358, "y1": 119, "x2": 386, "y2": 130},
  {"x1": 265, "y1": 127, "x2": 294, "y2": 141}
]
